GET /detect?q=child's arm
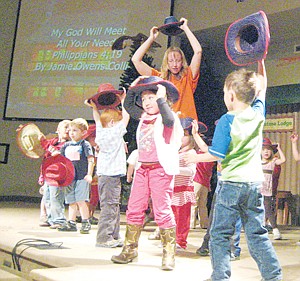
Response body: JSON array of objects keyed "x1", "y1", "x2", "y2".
[
  {"x1": 123, "y1": 77, "x2": 144, "y2": 120},
  {"x1": 183, "y1": 151, "x2": 220, "y2": 164},
  {"x1": 84, "y1": 155, "x2": 95, "y2": 184},
  {"x1": 126, "y1": 163, "x2": 135, "y2": 183},
  {"x1": 179, "y1": 150, "x2": 196, "y2": 177},
  {"x1": 156, "y1": 84, "x2": 174, "y2": 127},
  {"x1": 257, "y1": 59, "x2": 267, "y2": 101},
  {"x1": 179, "y1": 18, "x2": 202, "y2": 79},
  {"x1": 131, "y1": 26, "x2": 159, "y2": 76},
  {"x1": 84, "y1": 99, "x2": 101, "y2": 124},
  {"x1": 274, "y1": 143, "x2": 286, "y2": 165},
  {"x1": 191, "y1": 120, "x2": 208, "y2": 152},
  {"x1": 119, "y1": 88, "x2": 130, "y2": 128},
  {"x1": 290, "y1": 132, "x2": 300, "y2": 161}
]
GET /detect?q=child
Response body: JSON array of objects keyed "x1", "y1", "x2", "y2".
[
  {"x1": 58, "y1": 118, "x2": 95, "y2": 234},
  {"x1": 261, "y1": 138, "x2": 286, "y2": 240},
  {"x1": 290, "y1": 132, "x2": 300, "y2": 161},
  {"x1": 184, "y1": 60, "x2": 282, "y2": 281},
  {"x1": 171, "y1": 117, "x2": 198, "y2": 250},
  {"x1": 131, "y1": 18, "x2": 202, "y2": 120},
  {"x1": 190, "y1": 120, "x2": 214, "y2": 229},
  {"x1": 39, "y1": 120, "x2": 71, "y2": 229},
  {"x1": 85, "y1": 87, "x2": 129, "y2": 248},
  {"x1": 83, "y1": 124, "x2": 99, "y2": 225},
  {"x1": 111, "y1": 76, "x2": 183, "y2": 271}
]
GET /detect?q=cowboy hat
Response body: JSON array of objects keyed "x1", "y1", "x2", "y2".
[
  {"x1": 42, "y1": 154, "x2": 75, "y2": 187},
  {"x1": 262, "y1": 138, "x2": 278, "y2": 154},
  {"x1": 83, "y1": 124, "x2": 96, "y2": 140},
  {"x1": 158, "y1": 16, "x2": 183, "y2": 36},
  {"x1": 180, "y1": 117, "x2": 208, "y2": 135},
  {"x1": 16, "y1": 123, "x2": 45, "y2": 159},
  {"x1": 88, "y1": 83, "x2": 123, "y2": 110},
  {"x1": 225, "y1": 10, "x2": 270, "y2": 66},
  {"x1": 128, "y1": 76, "x2": 179, "y2": 109}
]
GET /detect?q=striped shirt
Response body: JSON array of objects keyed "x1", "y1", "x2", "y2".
[{"x1": 172, "y1": 150, "x2": 197, "y2": 206}]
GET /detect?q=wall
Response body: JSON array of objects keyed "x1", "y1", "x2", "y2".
[
  {"x1": 0, "y1": 1, "x2": 299, "y2": 202},
  {"x1": 0, "y1": 1, "x2": 53, "y2": 199}
]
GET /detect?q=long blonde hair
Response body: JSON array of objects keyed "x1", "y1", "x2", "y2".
[{"x1": 160, "y1": 46, "x2": 188, "y2": 80}]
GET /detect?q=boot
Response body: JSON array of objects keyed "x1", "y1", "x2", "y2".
[
  {"x1": 111, "y1": 224, "x2": 142, "y2": 264},
  {"x1": 160, "y1": 227, "x2": 176, "y2": 271}
]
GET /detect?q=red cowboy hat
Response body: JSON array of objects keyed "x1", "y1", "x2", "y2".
[
  {"x1": 225, "y1": 10, "x2": 270, "y2": 66},
  {"x1": 262, "y1": 138, "x2": 278, "y2": 154},
  {"x1": 88, "y1": 83, "x2": 123, "y2": 110},
  {"x1": 16, "y1": 123, "x2": 45, "y2": 159},
  {"x1": 180, "y1": 117, "x2": 208, "y2": 135},
  {"x1": 158, "y1": 16, "x2": 184, "y2": 36},
  {"x1": 42, "y1": 154, "x2": 75, "y2": 187},
  {"x1": 83, "y1": 124, "x2": 96, "y2": 140}
]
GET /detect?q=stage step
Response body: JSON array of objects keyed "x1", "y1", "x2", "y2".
[{"x1": 0, "y1": 265, "x2": 30, "y2": 281}]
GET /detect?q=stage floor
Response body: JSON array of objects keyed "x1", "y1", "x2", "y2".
[{"x1": 0, "y1": 201, "x2": 299, "y2": 281}]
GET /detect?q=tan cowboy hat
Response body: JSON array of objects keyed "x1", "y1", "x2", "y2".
[{"x1": 16, "y1": 123, "x2": 45, "y2": 159}]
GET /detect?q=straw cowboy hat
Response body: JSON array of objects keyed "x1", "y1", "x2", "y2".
[
  {"x1": 158, "y1": 16, "x2": 184, "y2": 36},
  {"x1": 16, "y1": 123, "x2": 45, "y2": 159},
  {"x1": 88, "y1": 83, "x2": 123, "y2": 110},
  {"x1": 128, "y1": 76, "x2": 179, "y2": 110},
  {"x1": 225, "y1": 10, "x2": 270, "y2": 66},
  {"x1": 180, "y1": 117, "x2": 208, "y2": 135},
  {"x1": 42, "y1": 154, "x2": 75, "y2": 187}
]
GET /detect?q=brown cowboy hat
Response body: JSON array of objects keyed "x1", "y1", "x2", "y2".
[
  {"x1": 158, "y1": 16, "x2": 184, "y2": 36},
  {"x1": 88, "y1": 83, "x2": 123, "y2": 110},
  {"x1": 42, "y1": 154, "x2": 75, "y2": 187},
  {"x1": 16, "y1": 123, "x2": 45, "y2": 159}
]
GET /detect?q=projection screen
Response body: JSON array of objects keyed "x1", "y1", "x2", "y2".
[{"x1": 5, "y1": 0, "x2": 171, "y2": 121}]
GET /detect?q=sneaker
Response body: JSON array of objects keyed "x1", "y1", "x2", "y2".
[
  {"x1": 39, "y1": 216, "x2": 50, "y2": 227},
  {"x1": 58, "y1": 221, "x2": 77, "y2": 232},
  {"x1": 265, "y1": 224, "x2": 273, "y2": 232},
  {"x1": 230, "y1": 252, "x2": 240, "y2": 261},
  {"x1": 89, "y1": 216, "x2": 98, "y2": 225},
  {"x1": 196, "y1": 247, "x2": 210, "y2": 256},
  {"x1": 273, "y1": 228, "x2": 282, "y2": 240},
  {"x1": 148, "y1": 228, "x2": 160, "y2": 240},
  {"x1": 49, "y1": 223, "x2": 62, "y2": 229},
  {"x1": 115, "y1": 239, "x2": 124, "y2": 247},
  {"x1": 95, "y1": 240, "x2": 120, "y2": 248},
  {"x1": 176, "y1": 243, "x2": 186, "y2": 252},
  {"x1": 80, "y1": 220, "x2": 91, "y2": 234}
]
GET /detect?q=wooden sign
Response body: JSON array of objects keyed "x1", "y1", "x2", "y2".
[{"x1": 263, "y1": 116, "x2": 294, "y2": 132}]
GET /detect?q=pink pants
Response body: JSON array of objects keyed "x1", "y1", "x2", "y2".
[{"x1": 126, "y1": 165, "x2": 175, "y2": 229}]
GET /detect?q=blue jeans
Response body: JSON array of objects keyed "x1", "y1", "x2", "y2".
[
  {"x1": 210, "y1": 181, "x2": 282, "y2": 281},
  {"x1": 231, "y1": 217, "x2": 242, "y2": 257},
  {"x1": 44, "y1": 184, "x2": 66, "y2": 225}
]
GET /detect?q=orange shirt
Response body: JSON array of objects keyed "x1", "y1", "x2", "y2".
[{"x1": 152, "y1": 67, "x2": 199, "y2": 120}]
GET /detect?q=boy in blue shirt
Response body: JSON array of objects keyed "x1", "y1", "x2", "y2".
[{"x1": 184, "y1": 60, "x2": 282, "y2": 281}]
